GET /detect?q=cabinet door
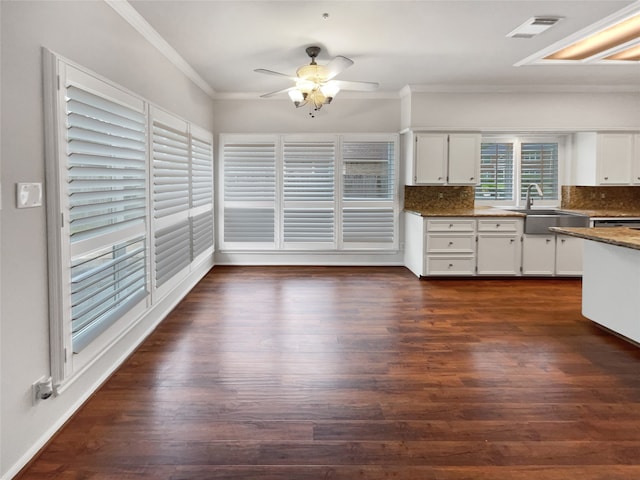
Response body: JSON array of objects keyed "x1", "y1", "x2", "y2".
[
  {"x1": 597, "y1": 133, "x2": 633, "y2": 184},
  {"x1": 426, "y1": 255, "x2": 475, "y2": 276},
  {"x1": 404, "y1": 212, "x2": 426, "y2": 277},
  {"x1": 448, "y1": 133, "x2": 480, "y2": 185},
  {"x1": 556, "y1": 236, "x2": 583, "y2": 276},
  {"x1": 522, "y1": 235, "x2": 555, "y2": 276},
  {"x1": 414, "y1": 134, "x2": 447, "y2": 184},
  {"x1": 477, "y1": 234, "x2": 520, "y2": 275}
]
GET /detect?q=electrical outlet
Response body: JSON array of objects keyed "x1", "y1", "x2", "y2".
[
  {"x1": 438, "y1": 193, "x2": 444, "y2": 199},
  {"x1": 32, "y1": 377, "x2": 54, "y2": 404},
  {"x1": 601, "y1": 193, "x2": 606, "y2": 199}
]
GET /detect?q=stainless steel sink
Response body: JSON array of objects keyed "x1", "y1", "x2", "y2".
[{"x1": 506, "y1": 208, "x2": 590, "y2": 234}]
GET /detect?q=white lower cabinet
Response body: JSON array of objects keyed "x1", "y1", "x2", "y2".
[
  {"x1": 425, "y1": 218, "x2": 476, "y2": 276},
  {"x1": 476, "y1": 219, "x2": 522, "y2": 276},
  {"x1": 522, "y1": 234, "x2": 583, "y2": 276},
  {"x1": 522, "y1": 235, "x2": 556, "y2": 275},
  {"x1": 555, "y1": 236, "x2": 583, "y2": 276},
  {"x1": 404, "y1": 213, "x2": 583, "y2": 278}
]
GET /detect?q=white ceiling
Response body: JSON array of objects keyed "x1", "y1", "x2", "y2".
[{"x1": 128, "y1": 0, "x2": 640, "y2": 98}]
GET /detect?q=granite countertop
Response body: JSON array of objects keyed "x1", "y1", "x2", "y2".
[
  {"x1": 405, "y1": 206, "x2": 526, "y2": 218},
  {"x1": 550, "y1": 226, "x2": 640, "y2": 251},
  {"x1": 558, "y1": 208, "x2": 640, "y2": 218}
]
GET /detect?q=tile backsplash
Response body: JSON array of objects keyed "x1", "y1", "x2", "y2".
[
  {"x1": 404, "y1": 185, "x2": 474, "y2": 211},
  {"x1": 561, "y1": 186, "x2": 640, "y2": 210}
]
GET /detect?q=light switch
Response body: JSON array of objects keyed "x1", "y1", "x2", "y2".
[{"x1": 16, "y1": 182, "x2": 43, "y2": 208}]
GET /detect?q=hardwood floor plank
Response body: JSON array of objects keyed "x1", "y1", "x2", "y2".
[{"x1": 15, "y1": 266, "x2": 640, "y2": 479}]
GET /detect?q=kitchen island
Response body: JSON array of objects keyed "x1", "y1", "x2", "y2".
[{"x1": 551, "y1": 226, "x2": 640, "y2": 346}]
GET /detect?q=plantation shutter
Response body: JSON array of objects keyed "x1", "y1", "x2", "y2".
[
  {"x1": 283, "y1": 140, "x2": 335, "y2": 245},
  {"x1": 222, "y1": 139, "x2": 277, "y2": 246},
  {"x1": 190, "y1": 129, "x2": 214, "y2": 260},
  {"x1": 520, "y1": 142, "x2": 559, "y2": 200},
  {"x1": 65, "y1": 83, "x2": 148, "y2": 352},
  {"x1": 341, "y1": 140, "x2": 396, "y2": 246},
  {"x1": 152, "y1": 121, "x2": 190, "y2": 219},
  {"x1": 191, "y1": 135, "x2": 213, "y2": 209},
  {"x1": 192, "y1": 211, "x2": 214, "y2": 259},
  {"x1": 151, "y1": 111, "x2": 191, "y2": 289},
  {"x1": 475, "y1": 142, "x2": 514, "y2": 201}
]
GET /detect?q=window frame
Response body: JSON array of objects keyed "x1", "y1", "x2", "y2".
[
  {"x1": 44, "y1": 51, "x2": 214, "y2": 388},
  {"x1": 475, "y1": 134, "x2": 566, "y2": 208},
  {"x1": 218, "y1": 133, "x2": 399, "y2": 253}
]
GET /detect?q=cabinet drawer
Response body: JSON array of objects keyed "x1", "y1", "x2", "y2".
[
  {"x1": 426, "y1": 234, "x2": 475, "y2": 253},
  {"x1": 477, "y1": 219, "x2": 520, "y2": 233},
  {"x1": 426, "y1": 219, "x2": 475, "y2": 232},
  {"x1": 426, "y1": 256, "x2": 475, "y2": 276}
]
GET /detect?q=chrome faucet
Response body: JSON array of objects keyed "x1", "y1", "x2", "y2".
[{"x1": 525, "y1": 183, "x2": 544, "y2": 209}]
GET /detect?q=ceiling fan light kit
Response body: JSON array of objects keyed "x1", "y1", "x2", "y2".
[{"x1": 255, "y1": 46, "x2": 379, "y2": 118}]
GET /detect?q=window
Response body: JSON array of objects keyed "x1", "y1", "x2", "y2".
[
  {"x1": 150, "y1": 109, "x2": 214, "y2": 296},
  {"x1": 475, "y1": 136, "x2": 561, "y2": 204},
  {"x1": 342, "y1": 140, "x2": 396, "y2": 247},
  {"x1": 283, "y1": 138, "x2": 336, "y2": 247},
  {"x1": 219, "y1": 134, "x2": 398, "y2": 251},
  {"x1": 222, "y1": 137, "x2": 277, "y2": 246},
  {"x1": 64, "y1": 75, "x2": 149, "y2": 354},
  {"x1": 519, "y1": 142, "x2": 559, "y2": 201},
  {"x1": 44, "y1": 52, "x2": 214, "y2": 384}
]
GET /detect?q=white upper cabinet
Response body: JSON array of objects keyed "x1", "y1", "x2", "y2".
[
  {"x1": 408, "y1": 132, "x2": 480, "y2": 185},
  {"x1": 414, "y1": 133, "x2": 448, "y2": 184},
  {"x1": 448, "y1": 134, "x2": 481, "y2": 184},
  {"x1": 573, "y1": 132, "x2": 637, "y2": 185}
]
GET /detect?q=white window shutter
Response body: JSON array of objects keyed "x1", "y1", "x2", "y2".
[
  {"x1": 221, "y1": 139, "x2": 277, "y2": 247},
  {"x1": 64, "y1": 83, "x2": 148, "y2": 352},
  {"x1": 190, "y1": 129, "x2": 214, "y2": 260},
  {"x1": 475, "y1": 142, "x2": 515, "y2": 201},
  {"x1": 191, "y1": 135, "x2": 214, "y2": 209},
  {"x1": 152, "y1": 121, "x2": 190, "y2": 219},
  {"x1": 151, "y1": 111, "x2": 191, "y2": 290},
  {"x1": 283, "y1": 140, "x2": 336, "y2": 246},
  {"x1": 520, "y1": 142, "x2": 559, "y2": 200},
  {"x1": 341, "y1": 138, "x2": 397, "y2": 249}
]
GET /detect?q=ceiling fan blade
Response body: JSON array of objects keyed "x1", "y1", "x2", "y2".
[
  {"x1": 254, "y1": 68, "x2": 298, "y2": 81},
  {"x1": 260, "y1": 86, "x2": 296, "y2": 98},
  {"x1": 332, "y1": 79, "x2": 379, "y2": 92},
  {"x1": 325, "y1": 56, "x2": 354, "y2": 80}
]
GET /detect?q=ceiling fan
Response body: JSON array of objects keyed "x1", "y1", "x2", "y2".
[{"x1": 254, "y1": 46, "x2": 379, "y2": 116}]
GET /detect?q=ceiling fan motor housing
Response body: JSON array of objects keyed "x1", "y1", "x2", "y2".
[{"x1": 305, "y1": 46, "x2": 321, "y2": 64}]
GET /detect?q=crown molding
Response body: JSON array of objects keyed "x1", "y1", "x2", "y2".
[
  {"x1": 104, "y1": 0, "x2": 216, "y2": 98},
  {"x1": 213, "y1": 91, "x2": 402, "y2": 100},
  {"x1": 406, "y1": 84, "x2": 640, "y2": 94}
]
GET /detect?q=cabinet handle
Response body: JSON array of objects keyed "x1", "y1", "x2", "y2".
[
  {"x1": 510, "y1": 239, "x2": 515, "y2": 244},
  {"x1": 448, "y1": 224, "x2": 453, "y2": 228},
  {"x1": 438, "y1": 177, "x2": 443, "y2": 180},
  {"x1": 470, "y1": 177, "x2": 474, "y2": 181},
  {"x1": 496, "y1": 224, "x2": 501, "y2": 228},
  {"x1": 448, "y1": 241, "x2": 454, "y2": 246},
  {"x1": 561, "y1": 238, "x2": 566, "y2": 244},
  {"x1": 448, "y1": 263, "x2": 454, "y2": 268},
  {"x1": 604, "y1": 176, "x2": 609, "y2": 180},
  {"x1": 546, "y1": 239, "x2": 551, "y2": 244}
]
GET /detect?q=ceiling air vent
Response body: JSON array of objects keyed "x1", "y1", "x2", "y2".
[{"x1": 506, "y1": 16, "x2": 562, "y2": 39}]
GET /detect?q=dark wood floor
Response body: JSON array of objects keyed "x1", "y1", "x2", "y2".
[{"x1": 18, "y1": 266, "x2": 640, "y2": 479}]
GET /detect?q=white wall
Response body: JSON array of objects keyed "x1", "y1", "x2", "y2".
[
  {"x1": 0, "y1": 2, "x2": 213, "y2": 478},
  {"x1": 406, "y1": 91, "x2": 640, "y2": 131},
  {"x1": 213, "y1": 96, "x2": 400, "y2": 134}
]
